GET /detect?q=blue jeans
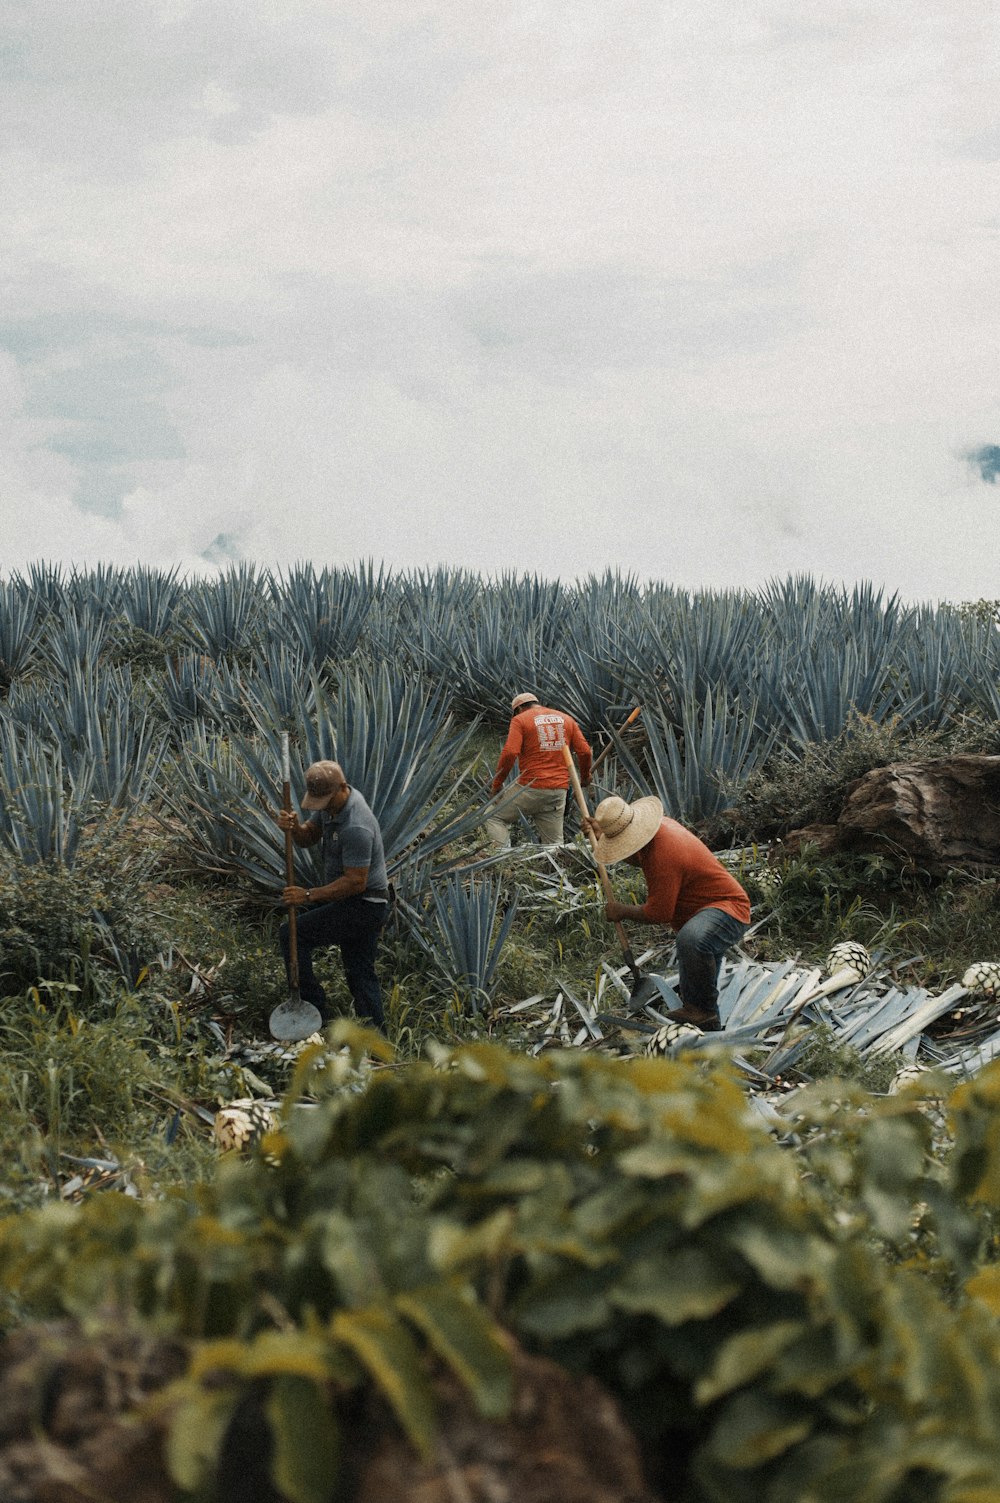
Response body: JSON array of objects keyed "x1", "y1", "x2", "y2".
[
  {"x1": 675, "y1": 907, "x2": 747, "y2": 1016},
  {"x1": 279, "y1": 897, "x2": 387, "y2": 1029}
]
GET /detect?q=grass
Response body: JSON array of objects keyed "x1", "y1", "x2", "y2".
[{"x1": 0, "y1": 708, "x2": 998, "y2": 1213}]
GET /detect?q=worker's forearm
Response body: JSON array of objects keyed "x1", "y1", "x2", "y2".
[
  {"x1": 309, "y1": 873, "x2": 366, "y2": 902},
  {"x1": 605, "y1": 899, "x2": 653, "y2": 924},
  {"x1": 616, "y1": 903, "x2": 652, "y2": 923}
]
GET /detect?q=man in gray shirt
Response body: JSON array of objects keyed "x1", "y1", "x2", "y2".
[{"x1": 277, "y1": 759, "x2": 390, "y2": 1030}]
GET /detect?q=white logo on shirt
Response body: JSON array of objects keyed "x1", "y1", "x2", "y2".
[{"x1": 534, "y1": 713, "x2": 566, "y2": 751}]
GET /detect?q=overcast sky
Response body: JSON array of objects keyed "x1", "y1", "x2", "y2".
[{"x1": 1, "y1": 1, "x2": 997, "y2": 602}]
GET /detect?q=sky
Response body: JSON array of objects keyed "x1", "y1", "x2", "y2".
[{"x1": 1, "y1": 0, "x2": 998, "y2": 602}]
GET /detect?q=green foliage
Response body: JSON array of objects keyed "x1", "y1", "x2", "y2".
[
  {"x1": 727, "y1": 711, "x2": 958, "y2": 839},
  {"x1": 6, "y1": 564, "x2": 1000, "y2": 1495},
  {"x1": 789, "y1": 1023, "x2": 903, "y2": 1094},
  {"x1": 7, "y1": 1042, "x2": 1000, "y2": 1498},
  {"x1": 957, "y1": 598, "x2": 1000, "y2": 629},
  {"x1": 0, "y1": 991, "x2": 163, "y2": 1144},
  {"x1": 0, "y1": 822, "x2": 168, "y2": 1001}
]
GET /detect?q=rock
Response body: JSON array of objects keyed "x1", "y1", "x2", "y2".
[
  {"x1": 778, "y1": 822, "x2": 841, "y2": 857},
  {"x1": 0, "y1": 1322, "x2": 662, "y2": 1503},
  {"x1": 783, "y1": 756, "x2": 1000, "y2": 873},
  {"x1": 0, "y1": 1323, "x2": 186, "y2": 1503},
  {"x1": 354, "y1": 1341, "x2": 662, "y2": 1503}
]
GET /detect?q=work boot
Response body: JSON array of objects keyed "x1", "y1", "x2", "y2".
[{"x1": 663, "y1": 1004, "x2": 722, "y2": 1033}]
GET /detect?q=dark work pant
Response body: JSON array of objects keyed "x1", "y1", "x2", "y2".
[
  {"x1": 675, "y1": 907, "x2": 747, "y2": 1017},
  {"x1": 279, "y1": 897, "x2": 388, "y2": 1029}
]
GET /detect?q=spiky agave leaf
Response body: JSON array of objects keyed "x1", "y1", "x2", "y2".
[
  {"x1": 157, "y1": 667, "x2": 485, "y2": 891},
  {"x1": 6, "y1": 663, "x2": 169, "y2": 808},
  {"x1": 407, "y1": 872, "x2": 518, "y2": 1011},
  {"x1": 611, "y1": 686, "x2": 772, "y2": 824},
  {"x1": 0, "y1": 726, "x2": 98, "y2": 867},
  {"x1": 765, "y1": 638, "x2": 906, "y2": 750},
  {"x1": 0, "y1": 578, "x2": 45, "y2": 689},
  {"x1": 239, "y1": 643, "x2": 318, "y2": 736},
  {"x1": 892, "y1": 606, "x2": 982, "y2": 730},
  {"x1": 628, "y1": 586, "x2": 763, "y2": 711},
  {"x1": 269, "y1": 561, "x2": 380, "y2": 669},
  {"x1": 179, "y1": 562, "x2": 272, "y2": 657},
  {"x1": 114, "y1": 563, "x2": 186, "y2": 637},
  {"x1": 154, "y1": 652, "x2": 233, "y2": 730},
  {"x1": 36, "y1": 599, "x2": 113, "y2": 677},
  {"x1": 159, "y1": 725, "x2": 285, "y2": 887}
]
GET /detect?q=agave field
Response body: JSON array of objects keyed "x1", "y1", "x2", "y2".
[{"x1": 2, "y1": 561, "x2": 1000, "y2": 1501}]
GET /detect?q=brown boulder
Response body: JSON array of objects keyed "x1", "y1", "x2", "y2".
[
  {"x1": 783, "y1": 756, "x2": 1000, "y2": 872},
  {"x1": 354, "y1": 1341, "x2": 661, "y2": 1503},
  {"x1": 0, "y1": 1322, "x2": 662, "y2": 1503},
  {"x1": 0, "y1": 1323, "x2": 186, "y2": 1503}
]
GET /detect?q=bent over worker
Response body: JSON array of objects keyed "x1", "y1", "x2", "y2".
[
  {"x1": 586, "y1": 794, "x2": 750, "y2": 1031},
  {"x1": 275, "y1": 759, "x2": 390, "y2": 1030},
  {"x1": 487, "y1": 691, "x2": 592, "y2": 848}
]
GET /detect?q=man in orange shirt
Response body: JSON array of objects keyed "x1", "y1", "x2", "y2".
[
  {"x1": 586, "y1": 793, "x2": 750, "y2": 1031},
  {"x1": 486, "y1": 691, "x2": 593, "y2": 849}
]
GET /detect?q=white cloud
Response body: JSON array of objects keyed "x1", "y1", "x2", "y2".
[{"x1": 0, "y1": 0, "x2": 998, "y2": 599}]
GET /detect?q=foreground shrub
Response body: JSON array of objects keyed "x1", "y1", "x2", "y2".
[{"x1": 5, "y1": 1040, "x2": 1000, "y2": 1499}]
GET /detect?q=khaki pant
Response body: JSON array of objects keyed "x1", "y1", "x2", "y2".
[{"x1": 485, "y1": 784, "x2": 567, "y2": 848}]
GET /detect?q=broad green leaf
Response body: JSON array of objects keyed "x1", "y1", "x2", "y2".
[
  {"x1": 164, "y1": 1389, "x2": 236, "y2": 1493},
  {"x1": 725, "y1": 1222, "x2": 832, "y2": 1293},
  {"x1": 396, "y1": 1282, "x2": 513, "y2": 1419},
  {"x1": 188, "y1": 1330, "x2": 354, "y2": 1384},
  {"x1": 514, "y1": 1268, "x2": 614, "y2": 1339},
  {"x1": 428, "y1": 1209, "x2": 516, "y2": 1272},
  {"x1": 859, "y1": 1184, "x2": 918, "y2": 1242},
  {"x1": 476, "y1": 1160, "x2": 550, "y2": 1195},
  {"x1": 611, "y1": 1247, "x2": 740, "y2": 1325},
  {"x1": 266, "y1": 1374, "x2": 340, "y2": 1503},
  {"x1": 616, "y1": 1141, "x2": 696, "y2": 1178},
  {"x1": 696, "y1": 1321, "x2": 807, "y2": 1404},
  {"x1": 768, "y1": 1325, "x2": 845, "y2": 1399},
  {"x1": 319, "y1": 1211, "x2": 383, "y2": 1306},
  {"x1": 331, "y1": 1305, "x2": 437, "y2": 1457},
  {"x1": 613, "y1": 1056, "x2": 687, "y2": 1095},
  {"x1": 966, "y1": 1265, "x2": 1000, "y2": 1316},
  {"x1": 708, "y1": 1389, "x2": 813, "y2": 1467}
]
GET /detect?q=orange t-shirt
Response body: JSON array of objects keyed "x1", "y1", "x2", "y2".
[
  {"x1": 493, "y1": 705, "x2": 592, "y2": 791},
  {"x1": 638, "y1": 818, "x2": 750, "y2": 929}
]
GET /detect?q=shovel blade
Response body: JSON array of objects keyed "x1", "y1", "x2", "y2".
[
  {"x1": 269, "y1": 996, "x2": 324, "y2": 1042},
  {"x1": 628, "y1": 973, "x2": 676, "y2": 1013}
]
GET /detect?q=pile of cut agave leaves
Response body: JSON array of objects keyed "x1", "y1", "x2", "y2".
[
  {"x1": 141, "y1": 841, "x2": 996, "y2": 1155},
  {"x1": 209, "y1": 839, "x2": 1000, "y2": 1155},
  {"x1": 494, "y1": 848, "x2": 1000, "y2": 1120},
  {"x1": 210, "y1": 946, "x2": 1000, "y2": 1157}
]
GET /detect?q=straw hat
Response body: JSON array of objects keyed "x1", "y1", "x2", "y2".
[
  {"x1": 590, "y1": 794, "x2": 663, "y2": 864},
  {"x1": 510, "y1": 691, "x2": 539, "y2": 710}
]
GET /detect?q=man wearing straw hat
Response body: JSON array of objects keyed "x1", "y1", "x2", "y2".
[
  {"x1": 585, "y1": 793, "x2": 750, "y2": 1031},
  {"x1": 486, "y1": 691, "x2": 593, "y2": 849}
]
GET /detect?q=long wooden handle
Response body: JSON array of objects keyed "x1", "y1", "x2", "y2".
[
  {"x1": 281, "y1": 733, "x2": 299, "y2": 989},
  {"x1": 562, "y1": 745, "x2": 641, "y2": 977},
  {"x1": 591, "y1": 704, "x2": 641, "y2": 781}
]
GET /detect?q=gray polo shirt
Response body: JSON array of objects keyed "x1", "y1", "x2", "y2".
[{"x1": 314, "y1": 788, "x2": 388, "y2": 901}]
